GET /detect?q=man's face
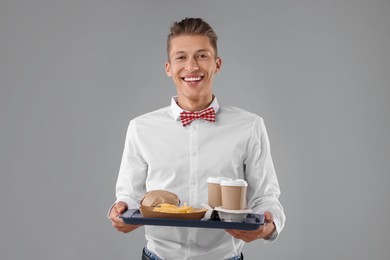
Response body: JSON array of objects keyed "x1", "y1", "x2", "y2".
[{"x1": 165, "y1": 35, "x2": 221, "y2": 106}]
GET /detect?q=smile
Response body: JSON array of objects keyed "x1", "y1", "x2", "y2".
[{"x1": 181, "y1": 76, "x2": 204, "y2": 82}]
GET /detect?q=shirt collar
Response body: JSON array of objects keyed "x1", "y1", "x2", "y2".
[{"x1": 170, "y1": 95, "x2": 220, "y2": 121}]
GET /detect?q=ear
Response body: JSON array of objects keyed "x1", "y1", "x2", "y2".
[
  {"x1": 215, "y1": 57, "x2": 222, "y2": 73},
  {"x1": 165, "y1": 62, "x2": 172, "y2": 77}
]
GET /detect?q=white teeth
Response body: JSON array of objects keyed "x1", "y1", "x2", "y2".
[{"x1": 183, "y1": 76, "x2": 202, "y2": 82}]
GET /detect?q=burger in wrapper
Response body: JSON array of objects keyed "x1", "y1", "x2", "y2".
[
  {"x1": 139, "y1": 190, "x2": 207, "y2": 220},
  {"x1": 140, "y1": 190, "x2": 180, "y2": 207}
]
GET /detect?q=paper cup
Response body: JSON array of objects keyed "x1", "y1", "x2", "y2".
[
  {"x1": 207, "y1": 177, "x2": 232, "y2": 208},
  {"x1": 220, "y1": 179, "x2": 248, "y2": 210}
]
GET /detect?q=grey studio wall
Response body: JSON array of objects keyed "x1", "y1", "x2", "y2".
[{"x1": 1, "y1": 1, "x2": 389, "y2": 260}]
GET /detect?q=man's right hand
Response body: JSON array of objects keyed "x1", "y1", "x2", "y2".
[{"x1": 109, "y1": 201, "x2": 141, "y2": 233}]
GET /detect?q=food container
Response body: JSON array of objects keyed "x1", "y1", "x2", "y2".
[{"x1": 214, "y1": 206, "x2": 252, "y2": 223}]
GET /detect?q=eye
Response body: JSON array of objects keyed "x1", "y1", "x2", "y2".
[
  {"x1": 197, "y1": 54, "x2": 208, "y2": 59},
  {"x1": 175, "y1": 56, "x2": 186, "y2": 61}
]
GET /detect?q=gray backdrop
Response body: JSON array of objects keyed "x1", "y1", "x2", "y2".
[{"x1": 1, "y1": 1, "x2": 389, "y2": 259}]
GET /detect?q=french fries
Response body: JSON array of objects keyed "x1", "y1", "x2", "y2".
[{"x1": 153, "y1": 202, "x2": 194, "y2": 213}]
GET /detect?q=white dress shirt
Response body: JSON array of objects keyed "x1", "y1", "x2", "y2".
[{"x1": 114, "y1": 96, "x2": 285, "y2": 260}]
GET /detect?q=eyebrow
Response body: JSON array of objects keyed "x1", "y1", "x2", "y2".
[{"x1": 173, "y1": 49, "x2": 211, "y2": 55}]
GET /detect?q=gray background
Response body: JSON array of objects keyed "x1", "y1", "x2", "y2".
[{"x1": 1, "y1": 1, "x2": 389, "y2": 259}]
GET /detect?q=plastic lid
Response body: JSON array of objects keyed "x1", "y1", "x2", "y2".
[
  {"x1": 220, "y1": 179, "x2": 248, "y2": 187},
  {"x1": 207, "y1": 177, "x2": 232, "y2": 184}
]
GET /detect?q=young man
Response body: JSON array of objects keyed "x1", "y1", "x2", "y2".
[{"x1": 109, "y1": 18, "x2": 285, "y2": 260}]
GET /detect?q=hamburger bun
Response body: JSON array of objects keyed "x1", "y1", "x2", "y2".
[{"x1": 140, "y1": 190, "x2": 180, "y2": 207}]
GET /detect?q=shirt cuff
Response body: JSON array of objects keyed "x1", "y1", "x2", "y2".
[
  {"x1": 263, "y1": 213, "x2": 283, "y2": 243},
  {"x1": 107, "y1": 203, "x2": 116, "y2": 219},
  {"x1": 264, "y1": 227, "x2": 278, "y2": 242}
]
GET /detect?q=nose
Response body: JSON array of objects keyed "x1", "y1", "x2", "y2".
[{"x1": 184, "y1": 58, "x2": 199, "y2": 71}]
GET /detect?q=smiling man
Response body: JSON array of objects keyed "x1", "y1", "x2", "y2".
[
  {"x1": 165, "y1": 34, "x2": 221, "y2": 112},
  {"x1": 109, "y1": 18, "x2": 286, "y2": 260}
]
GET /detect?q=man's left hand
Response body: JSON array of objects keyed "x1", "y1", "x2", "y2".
[{"x1": 225, "y1": 211, "x2": 276, "y2": 242}]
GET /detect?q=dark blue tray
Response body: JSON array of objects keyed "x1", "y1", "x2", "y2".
[{"x1": 120, "y1": 209, "x2": 264, "y2": 230}]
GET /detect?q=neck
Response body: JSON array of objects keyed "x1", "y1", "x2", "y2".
[{"x1": 178, "y1": 95, "x2": 214, "y2": 112}]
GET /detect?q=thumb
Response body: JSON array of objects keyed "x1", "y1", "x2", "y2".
[
  {"x1": 116, "y1": 202, "x2": 128, "y2": 214},
  {"x1": 264, "y1": 211, "x2": 274, "y2": 223}
]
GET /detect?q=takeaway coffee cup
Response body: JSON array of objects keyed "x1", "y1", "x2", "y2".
[
  {"x1": 207, "y1": 177, "x2": 232, "y2": 208},
  {"x1": 220, "y1": 179, "x2": 248, "y2": 210}
]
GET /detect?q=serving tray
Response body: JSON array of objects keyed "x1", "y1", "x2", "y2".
[{"x1": 120, "y1": 209, "x2": 264, "y2": 230}]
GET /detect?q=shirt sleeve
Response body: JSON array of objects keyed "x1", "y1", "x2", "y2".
[
  {"x1": 244, "y1": 116, "x2": 286, "y2": 241},
  {"x1": 114, "y1": 119, "x2": 148, "y2": 209}
]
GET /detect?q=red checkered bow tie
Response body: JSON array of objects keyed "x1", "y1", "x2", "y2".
[{"x1": 180, "y1": 107, "x2": 216, "y2": 127}]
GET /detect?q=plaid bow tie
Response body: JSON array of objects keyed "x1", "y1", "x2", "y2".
[{"x1": 180, "y1": 107, "x2": 216, "y2": 127}]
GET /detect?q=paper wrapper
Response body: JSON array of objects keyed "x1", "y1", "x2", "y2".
[{"x1": 140, "y1": 190, "x2": 180, "y2": 207}]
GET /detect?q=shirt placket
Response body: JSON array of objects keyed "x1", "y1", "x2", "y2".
[
  {"x1": 188, "y1": 120, "x2": 199, "y2": 254},
  {"x1": 188, "y1": 120, "x2": 199, "y2": 207}
]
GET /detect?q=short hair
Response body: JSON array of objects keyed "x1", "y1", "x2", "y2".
[{"x1": 167, "y1": 18, "x2": 218, "y2": 60}]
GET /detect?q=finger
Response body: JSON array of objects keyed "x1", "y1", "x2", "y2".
[
  {"x1": 116, "y1": 224, "x2": 141, "y2": 233},
  {"x1": 111, "y1": 214, "x2": 125, "y2": 225},
  {"x1": 116, "y1": 202, "x2": 128, "y2": 214},
  {"x1": 110, "y1": 202, "x2": 127, "y2": 219},
  {"x1": 225, "y1": 229, "x2": 252, "y2": 243},
  {"x1": 225, "y1": 230, "x2": 239, "y2": 240},
  {"x1": 225, "y1": 229, "x2": 242, "y2": 237},
  {"x1": 116, "y1": 205, "x2": 126, "y2": 214},
  {"x1": 109, "y1": 206, "x2": 119, "y2": 219},
  {"x1": 109, "y1": 206, "x2": 125, "y2": 223},
  {"x1": 264, "y1": 211, "x2": 274, "y2": 223}
]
